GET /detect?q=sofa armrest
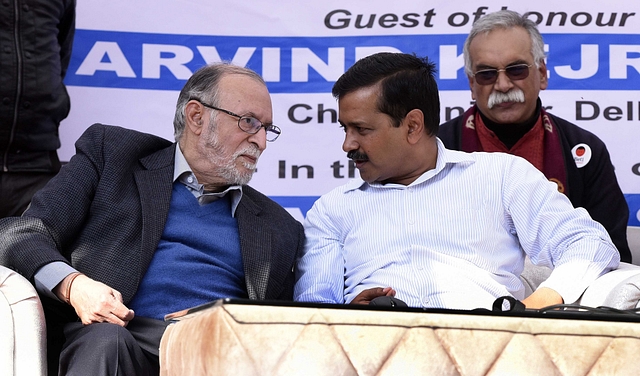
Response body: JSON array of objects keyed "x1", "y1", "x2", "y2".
[
  {"x1": 0, "y1": 265, "x2": 47, "y2": 376},
  {"x1": 577, "y1": 262, "x2": 640, "y2": 310}
]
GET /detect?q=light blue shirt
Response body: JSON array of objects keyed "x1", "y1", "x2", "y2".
[{"x1": 294, "y1": 139, "x2": 620, "y2": 310}]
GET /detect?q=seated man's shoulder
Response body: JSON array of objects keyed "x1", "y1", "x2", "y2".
[
  {"x1": 83, "y1": 123, "x2": 171, "y2": 145},
  {"x1": 308, "y1": 179, "x2": 371, "y2": 216},
  {"x1": 465, "y1": 149, "x2": 536, "y2": 174},
  {"x1": 241, "y1": 186, "x2": 300, "y2": 222},
  {"x1": 79, "y1": 123, "x2": 173, "y2": 155}
]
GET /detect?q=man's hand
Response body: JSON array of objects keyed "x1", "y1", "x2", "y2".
[
  {"x1": 349, "y1": 287, "x2": 396, "y2": 305},
  {"x1": 55, "y1": 274, "x2": 135, "y2": 326},
  {"x1": 521, "y1": 287, "x2": 563, "y2": 309}
]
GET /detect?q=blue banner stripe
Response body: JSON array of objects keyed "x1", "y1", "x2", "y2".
[
  {"x1": 626, "y1": 194, "x2": 640, "y2": 227},
  {"x1": 64, "y1": 30, "x2": 640, "y2": 92}
]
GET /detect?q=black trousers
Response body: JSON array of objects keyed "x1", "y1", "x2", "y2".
[
  {"x1": 58, "y1": 316, "x2": 170, "y2": 376},
  {"x1": 0, "y1": 171, "x2": 58, "y2": 217}
]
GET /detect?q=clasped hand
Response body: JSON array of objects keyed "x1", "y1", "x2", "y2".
[
  {"x1": 57, "y1": 274, "x2": 135, "y2": 326},
  {"x1": 349, "y1": 287, "x2": 396, "y2": 305}
]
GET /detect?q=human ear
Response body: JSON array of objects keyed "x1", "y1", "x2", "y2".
[
  {"x1": 185, "y1": 100, "x2": 204, "y2": 135},
  {"x1": 468, "y1": 74, "x2": 477, "y2": 100},
  {"x1": 405, "y1": 109, "x2": 425, "y2": 144},
  {"x1": 537, "y1": 60, "x2": 549, "y2": 91}
]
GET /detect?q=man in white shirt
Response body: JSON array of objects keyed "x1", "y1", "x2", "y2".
[{"x1": 293, "y1": 52, "x2": 619, "y2": 310}]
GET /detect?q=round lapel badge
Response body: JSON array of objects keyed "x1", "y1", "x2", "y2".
[{"x1": 571, "y1": 143, "x2": 592, "y2": 169}]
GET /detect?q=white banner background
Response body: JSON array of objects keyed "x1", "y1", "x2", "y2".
[{"x1": 59, "y1": 0, "x2": 640, "y2": 224}]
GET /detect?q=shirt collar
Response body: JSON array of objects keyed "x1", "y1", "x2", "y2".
[
  {"x1": 344, "y1": 138, "x2": 476, "y2": 192},
  {"x1": 173, "y1": 144, "x2": 243, "y2": 216}
]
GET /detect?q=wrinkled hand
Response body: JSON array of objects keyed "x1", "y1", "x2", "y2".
[
  {"x1": 349, "y1": 287, "x2": 396, "y2": 305},
  {"x1": 59, "y1": 274, "x2": 135, "y2": 326}
]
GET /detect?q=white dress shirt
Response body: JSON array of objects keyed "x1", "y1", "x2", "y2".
[{"x1": 294, "y1": 139, "x2": 620, "y2": 310}]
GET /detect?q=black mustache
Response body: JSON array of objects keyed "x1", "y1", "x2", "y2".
[{"x1": 347, "y1": 150, "x2": 369, "y2": 161}]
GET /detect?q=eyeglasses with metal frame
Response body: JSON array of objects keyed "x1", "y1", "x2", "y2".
[
  {"x1": 471, "y1": 63, "x2": 533, "y2": 85},
  {"x1": 191, "y1": 98, "x2": 282, "y2": 142}
]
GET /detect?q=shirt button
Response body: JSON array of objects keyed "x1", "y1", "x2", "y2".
[
  {"x1": 422, "y1": 296, "x2": 429, "y2": 306},
  {"x1": 187, "y1": 176, "x2": 194, "y2": 183}
]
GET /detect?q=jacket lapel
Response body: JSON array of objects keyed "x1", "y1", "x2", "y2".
[
  {"x1": 237, "y1": 192, "x2": 271, "y2": 300},
  {"x1": 134, "y1": 144, "x2": 175, "y2": 281}
]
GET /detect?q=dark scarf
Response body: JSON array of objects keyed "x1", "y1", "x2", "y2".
[{"x1": 459, "y1": 102, "x2": 568, "y2": 194}]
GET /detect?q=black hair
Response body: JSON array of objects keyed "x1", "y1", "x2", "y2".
[{"x1": 332, "y1": 53, "x2": 440, "y2": 136}]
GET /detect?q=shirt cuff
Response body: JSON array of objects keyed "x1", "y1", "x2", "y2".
[
  {"x1": 34, "y1": 262, "x2": 78, "y2": 301},
  {"x1": 538, "y1": 260, "x2": 612, "y2": 304}
]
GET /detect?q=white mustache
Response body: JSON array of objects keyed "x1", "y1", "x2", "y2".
[{"x1": 487, "y1": 89, "x2": 525, "y2": 109}]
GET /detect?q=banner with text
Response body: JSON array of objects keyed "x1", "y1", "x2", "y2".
[{"x1": 61, "y1": 0, "x2": 640, "y2": 225}]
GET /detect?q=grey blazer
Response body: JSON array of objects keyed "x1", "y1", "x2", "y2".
[{"x1": 0, "y1": 124, "x2": 304, "y2": 304}]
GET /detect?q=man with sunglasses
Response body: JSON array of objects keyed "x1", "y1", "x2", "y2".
[
  {"x1": 0, "y1": 63, "x2": 304, "y2": 375},
  {"x1": 439, "y1": 10, "x2": 630, "y2": 262}
]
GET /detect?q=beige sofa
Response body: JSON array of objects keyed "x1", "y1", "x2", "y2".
[{"x1": 0, "y1": 265, "x2": 47, "y2": 376}]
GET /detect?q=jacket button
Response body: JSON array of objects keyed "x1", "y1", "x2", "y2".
[
  {"x1": 2, "y1": 97, "x2": 10, "y2": 105},
  {"x1": 3, "y1": 46, "x2": 11, "y2": 53},
  {"x1": 23, "y1": 101, "x2": 31, "y2": 109},
  {"x1": 22, "y1": 4, "x2": 29, "y2": 11}
]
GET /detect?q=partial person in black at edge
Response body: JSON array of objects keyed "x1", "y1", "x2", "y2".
[
  {"x1": 439, "y1": 10, "x2": 631, "y2": 262},
  {"x1": 0, "y1": 0, "x2": 76, "y2": 217}
]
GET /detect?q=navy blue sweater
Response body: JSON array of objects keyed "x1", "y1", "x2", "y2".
[{"x1": 129, "y1": 182, "x2": 247, "y2": 319}]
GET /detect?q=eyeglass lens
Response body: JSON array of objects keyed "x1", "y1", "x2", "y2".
[
  {"x1": 238, "y1": 116, "x2": 280, "y2": 141},
  {"x1": 474, "y1": 64, "x2": 531, "y2": 85}
]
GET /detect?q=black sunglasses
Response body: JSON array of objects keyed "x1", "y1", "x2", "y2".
[{"x1": 472, "y1": 63, "x2": 533, "y2": 85}]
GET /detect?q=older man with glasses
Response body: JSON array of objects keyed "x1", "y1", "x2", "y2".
[
  {"x1": 439, "y1": 9, "x2": 630, "y2": 263},
  {"x1": 0, "y1": 62, "x2": 303, "y2": 375}
]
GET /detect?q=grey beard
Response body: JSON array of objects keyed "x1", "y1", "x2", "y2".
[
  {"x1": 216, "y1": 146, "x2": 261, "y2": 186},
  {"x1": 204, "y1": 122, "x2": 261, "y2": 186}
]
